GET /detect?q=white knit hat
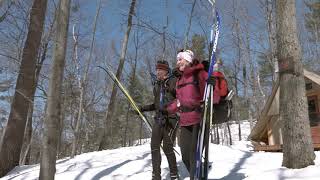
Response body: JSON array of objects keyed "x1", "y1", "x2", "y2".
[{"x1": 176, "y1": 50, "x2": 194, "y2": 63}]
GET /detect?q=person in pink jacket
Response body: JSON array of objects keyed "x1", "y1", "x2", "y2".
[{"x1": 165, "y1": 49, "x2": 209, "y2": 178}]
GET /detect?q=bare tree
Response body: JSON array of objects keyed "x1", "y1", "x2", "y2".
[
  {"x1": 39, "y1": 0, "x2": 70, "y2": 179},
  {"x1": 276, "y1": 0, "x2": 315, "y2": 168},
  {"x1": 226, "y1": 122, "x2": 232, "y2": 145},
  {"x1": 71, "y1": 0, "x2": 102, "y2": 158},
  {"x1": 231, "y1": 0, "x2": 242, "y2": 141},
  {"x1": 99, "y1": 0, "x2": 137, "y2": 150},
  {"x1": 19, "y1": 11, "x2": 56, "y2": 165},
  {"x1": 19, "y1": 54, "x2": 46, "y2": 165},
  {"x1": 123, "y1": 28, "x2": 140, "y2": 147},
  {"x1": 0, "y1": 0, "x2": 13, "y2": 23},
  {"x1": 0, "y1": 0, "x2": 47, "y2": 176},
  {"x1": 242, "y1": 5, "x2": 257, "y2": 129},
  {"x1": 184, "y1": 0, "x2": 197, "y2": 49},
  {"x1": 264, "y1": 0, "x2": 278, "y2": 81}
]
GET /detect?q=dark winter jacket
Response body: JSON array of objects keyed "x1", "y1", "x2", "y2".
[
  {"x1": 167, "y1": 63, "x2": 208, "y2": 126},
  {"x1": 141, "y1": 76, "x2": 177, "y2": 122}
]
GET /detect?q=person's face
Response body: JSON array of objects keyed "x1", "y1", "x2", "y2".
[
  {"x1": 176, "y1": 58, "x2": 191, "y2": 71},
  {"x1": 156, "y1": 69, "x2": 168, "y2": 80}
]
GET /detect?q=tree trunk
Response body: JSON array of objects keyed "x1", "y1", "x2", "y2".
[
  {"x1": 125, "y1": 30, "x2": 140, "y2": 147},
  {"x1": 257, "y1": 71, "x2": 266, "y2": 103},
  {"x1": 266, "y1": 0, "x2": 278, "y2": 81},
  {"x1": 161, "y1": 0, "x2": 168, "y2": 61},
  {"x1": 70, "y1": 24, "x2": 81, "y2": 157},
  {"x1": 99, "y1": 0, "x2": 137, "y2": 150},
  {"x1": 139, "y1": 118, "x2": 143, "y2": 145},
  {"x1": 123, "y1": 105, "x2": 130, "y2": 147},
  {"x1": 183, "y1": 0, "x2": 197, "y2": 49},
  {"x1": 39, "y1": 0, "x2": 70, "y2": 179},
  {"x1": 57, "y1": 92, "x2": 66, "y2": 159},
  {"x1": 0, "y1": 0, "x2": 47, "y2": 176},
  {"x1": 235, "y1": 18, "x2": 242, "y2": 141},
  {"x1": 20, "y1": 28, "x2": 51, "y2": 165},
  {"x1": 276, "y1": 0, "x2": 315, "y2": 168},
  {"x1": 19, "y1": 107, "x2": 33, "y2": 165},
  {"x1": 244, "y1": 14, "x2": 256, "y2": 129},
  {"x1": 215, "y1": 125, "x2": 220, "y2": 144},
  {"x1": 231, "y1": 0, "x2": 242, "y2": 141}
]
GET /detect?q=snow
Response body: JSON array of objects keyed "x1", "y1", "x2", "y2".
[{"x1": 2, "y1": 121, "x2": 320, "y2": 180}]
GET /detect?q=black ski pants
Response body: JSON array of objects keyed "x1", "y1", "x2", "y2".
[
  {"x1": 180, "y1": 123, "x2": 200, "y2": 179},
  {"x1": 151, "y1": 119, "x2": 178, "y2": 180}
]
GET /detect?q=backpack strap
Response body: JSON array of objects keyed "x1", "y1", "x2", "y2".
[
  {"x1": 165, "y1": 76, "x2": 176, "y2": 98},
  {"x1": 176, "y1": 71, "x2": 200, "y2": 95}
]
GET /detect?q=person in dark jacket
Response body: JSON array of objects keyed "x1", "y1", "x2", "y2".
[
  {"x1": 139, "y1": 60, "x2": 178, "y2": 180},
  {"x1": 166, "y1": 50, "x2": 211, "y2": 179}
]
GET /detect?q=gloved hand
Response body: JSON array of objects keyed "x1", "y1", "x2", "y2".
[
  {"x1": 131, "y1": 105, "x2": 144, "y2": 115},
  {"x1": 207, "y1": 76, "x2": 216, "y2": 86},
  {"x1": 159, "y1": 107, "x2": 168, "y2": 116},
  {"x1": 172, "y1": 68, "x2": 182, "y2": 77}
]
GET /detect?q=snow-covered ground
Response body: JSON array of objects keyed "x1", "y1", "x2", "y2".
[{"x1": 2, "y1": 121, "x2": 320, "y2": 180}]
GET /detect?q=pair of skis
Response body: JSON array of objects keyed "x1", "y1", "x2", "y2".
[
  {"x1": 194, "y1": 0, "x2": 220, "y2": 179},
  {"x1": 98, "y1": 65, "x2": 152, "y2": 131},
  {"x1": 98, "y1": 65, "x2": 180, "y2": 156}
]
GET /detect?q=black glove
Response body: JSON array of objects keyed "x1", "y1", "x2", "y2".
[
  {"x1": 130, "y1": 105, "x2": 144, "y2": 115},
  {"x1": 207, "y1": 76, "x2": 216, "y2": 86},
  {"x1": 172, "y1": 68, "x2": 182, "y2": 77},
  {"x1": 159, "y1": 107, "x2": 168, "y2": 116},
  {"x1": 137, "y1": 105, "x2": 149, "y2": 112}
]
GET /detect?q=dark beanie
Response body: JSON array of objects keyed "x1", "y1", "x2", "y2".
[{"x1": 156, "y1": 60, "x2": 169, "y2": 71}]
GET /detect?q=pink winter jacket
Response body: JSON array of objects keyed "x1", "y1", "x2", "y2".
[{"x1": 166, "y1": 63, "x2": 208, "y2": 126}]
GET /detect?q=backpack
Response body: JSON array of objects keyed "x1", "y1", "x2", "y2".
[
  {"x1": 176, "y1": 70, "x2": 233, "y2": 124},
  {"x1": 212, "y1": 76, "x2": 233, "y2": 124},
  {"x1": 202, "y1": 71, "x2": 233, "y2": 124}
]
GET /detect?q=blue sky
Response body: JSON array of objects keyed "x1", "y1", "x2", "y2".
[
  {"x1": 0, "y1": 0, "x2": 311, "y2": 108},
  {"x1": 59, "y1": 0, "x2": 311, "y2": 99},
  {"x1": 75, "y1": 0, "x2": 307, "y2": 57}
]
